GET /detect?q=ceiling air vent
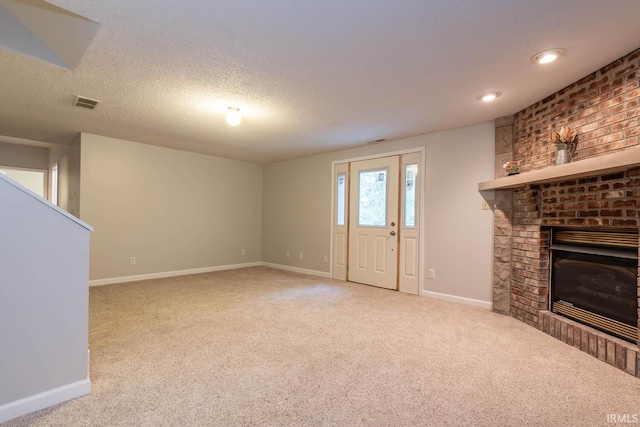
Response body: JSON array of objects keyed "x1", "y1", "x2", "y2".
[{"x1": 73, "y1": 96, "x2": 100, "y2": 110}]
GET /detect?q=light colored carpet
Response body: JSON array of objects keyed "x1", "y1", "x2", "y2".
[{"x1": 4, "y1": 267, "x2": 640, "y2": 426}]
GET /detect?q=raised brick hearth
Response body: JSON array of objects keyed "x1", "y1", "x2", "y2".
[{"x1": 492, "y1": 48, "x2": 640, "y2": 378}]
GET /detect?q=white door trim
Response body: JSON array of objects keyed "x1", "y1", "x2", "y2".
[{"x1": 329, "y1": 147, "x2": 425, "y2": 294}]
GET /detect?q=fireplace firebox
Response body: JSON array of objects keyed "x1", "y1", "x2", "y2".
[{"x1": 550, "y1": 229, "x2": 639, "y2": 344}]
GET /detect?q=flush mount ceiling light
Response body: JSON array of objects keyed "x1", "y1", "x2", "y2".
[
  {"x1": 530, "y1": 48, "x2": 565, "y2": 65},
  {"x1": 477, "y1": 91, "x2": 502, "y2": 102},
  {"x1": 226, "y1": 107, "x2": 241, "y2": 126}
]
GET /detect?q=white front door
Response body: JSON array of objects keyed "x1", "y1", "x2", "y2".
[{"x1": 347, "y1": 156, "x2": 399, "y2": 289}]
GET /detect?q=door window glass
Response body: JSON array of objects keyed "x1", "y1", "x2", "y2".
[
  {"x1": 358, "y1": 169, "x2": 387, "y2": 227},
  {"x1": 404, "y1": 164, "x2": 418, "y2": 228},
  {"x1": 336, "y1": 173, "x2": 346, "y2": 226}
]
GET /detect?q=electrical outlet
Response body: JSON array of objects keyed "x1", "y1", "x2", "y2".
[
  {"x1": 241, "y1": 249, "x2": 246, "y2": 255},
  {"x1": 482, "y1": 199, "x2": 494, "y2": 210},
  {"x1": 299, "y1": 252, "x2": 303, "y2": 260},
  {"x1": 286, "y1": 251, "x2": 290, "y2": 258},
  {"x1": 130, "y1": 257, "x2": 136, "y2": 265},
  {"x1": 323, "y1": 256, "x2": 328, "y2": 264},
  {"x1": 428, "y1": 269, "x2": 435, "y2": 279}
]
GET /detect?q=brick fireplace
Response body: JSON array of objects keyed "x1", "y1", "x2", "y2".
[{"x1": 490, "y1": 48, "x2": 640, "y2": 378}]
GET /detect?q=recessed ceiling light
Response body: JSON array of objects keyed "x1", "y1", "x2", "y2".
[
  {"x1": 530, "y1": 48, "x2": 565, "y2": 65},
  {"x1": 477, "y1": 91, "x2": 501, "y2": 102},
  {"x1": 226, "y1": 107, "x2": 241, "y2": 126}
]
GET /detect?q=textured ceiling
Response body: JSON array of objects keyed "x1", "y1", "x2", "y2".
[{"x1": 1, "y1": 1, "x2": 640, "y2": 164}]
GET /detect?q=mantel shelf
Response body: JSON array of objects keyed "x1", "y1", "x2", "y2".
[{"x1": 478, "y1": 145, "x2": 640, "y2": 191}]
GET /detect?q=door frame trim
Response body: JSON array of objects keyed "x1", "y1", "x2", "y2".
[{"x1": 329, "y1": 147, "x2": 426, "y2": 294}]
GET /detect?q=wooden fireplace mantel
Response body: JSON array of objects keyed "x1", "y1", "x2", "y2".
[{"x1": 478, "y1": 145, "x2": 640, "y2": 191}]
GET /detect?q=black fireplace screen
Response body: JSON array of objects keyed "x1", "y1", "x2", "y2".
[
  {"x1": 550, "y1": 229, "x2": 639, "y2": 343},
  {"x1": 552, "y1": 251, "x2": 637, "y2": 328}
]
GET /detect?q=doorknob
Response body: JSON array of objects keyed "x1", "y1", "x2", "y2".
[
  {"x1": 391, "y1": 222, "x2": 396, "y2": 226},
  {"x1": 390, "y1": 230, "x2": 396, "y2": 236}
]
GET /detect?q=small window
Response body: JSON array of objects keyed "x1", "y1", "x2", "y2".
[
  {"x1": 404, "y1": 164, "x2": 418, "y2": 228},
  {"x1": 336, "y1": 173, "x2": 346, "y2": 226},
  {"x1": 51, "y1": 163, "x2": 59, "y2": 205},
  {"x1": 0, "y1": 166, "x2": 47, "y2": 198}
]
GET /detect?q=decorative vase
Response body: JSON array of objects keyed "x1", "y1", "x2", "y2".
[
  {"x1": 555, "y1": 143, "x2": 570, "y2": 165},
  {"x1": 507, "y1": 171, "x2": 519, "y2": 176}
]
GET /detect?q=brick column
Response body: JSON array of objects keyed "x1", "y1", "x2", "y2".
[{"x1": 493, "y1": 116, "x2": 515, "y2": 314}]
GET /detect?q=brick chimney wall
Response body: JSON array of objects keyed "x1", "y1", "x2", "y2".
[
  {"x1": 513, "y1": 49, "x2": 640, "y2": 172},
  {"x1": 492, "y1": 48, "x2": 640, "y2": 378}
]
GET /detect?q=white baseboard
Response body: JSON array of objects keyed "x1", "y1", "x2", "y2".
[
  {"x1": 421, "y1": 290, "x2": 492, "y2": 310},
  {"x1": 261, "y1": 262, "x2": 331, "y2": 278},
  {"x1": 89, "y1": 262, "x2": 263, "y2": 286},
  {"x1": 0, "y1": 378, "x2": 91, "y2": 424}
]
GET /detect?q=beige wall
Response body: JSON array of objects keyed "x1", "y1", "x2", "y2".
[
  {"x1": 79, "y1": 134, "x2": 263, "y2": 281},
  {"x1": 0, "y1": 141, "x2": 49, "y2": 170},
  {"x1": 262, "y1": 153, "x2": 333, "y2": 272},
  {"x1": 49, "y1": 136, "x2": 81, "y2": 217},
  {"x1": 263, "y1": 122, "x2": 495, "y2": 304}
]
